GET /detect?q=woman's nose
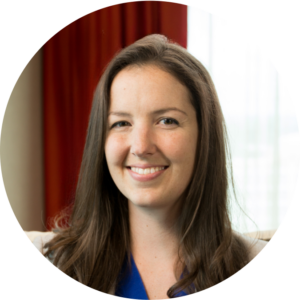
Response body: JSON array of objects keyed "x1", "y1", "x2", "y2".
[{"x1": 130, "y1": 125, "x2": 156, "y2": 157}]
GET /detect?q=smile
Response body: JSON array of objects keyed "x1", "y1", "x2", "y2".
[
  {"x1": 130, "y1": 166, "x2": 167, "y2": 175},
  {"x1": 126, "y1": 166, "x2": 168, "y2": 182}
]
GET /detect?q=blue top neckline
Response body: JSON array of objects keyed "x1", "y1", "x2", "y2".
[{"x1": 115, "y1": 254, "x2": 188, "y2": 299}]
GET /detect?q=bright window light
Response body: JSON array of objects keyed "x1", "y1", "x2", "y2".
[{"x1": 187, "y1": 7, "x2": 300, "y2": 233}]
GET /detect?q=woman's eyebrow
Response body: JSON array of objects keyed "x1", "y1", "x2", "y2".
[{"x1": 108, "y1": 107, "x2": 187, "y2": 117}]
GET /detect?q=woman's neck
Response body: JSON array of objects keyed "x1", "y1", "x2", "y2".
[{"x1": 128, "y1": 200, "x2": 181, "y2": 264}]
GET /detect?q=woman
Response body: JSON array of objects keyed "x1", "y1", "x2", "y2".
[{"x1": 27, "y1": 34, "x2": 266, "y2": 299}]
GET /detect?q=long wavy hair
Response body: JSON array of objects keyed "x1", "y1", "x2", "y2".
[{"x1": 45, "y1": 34, "x2": 249, "y2": 296}]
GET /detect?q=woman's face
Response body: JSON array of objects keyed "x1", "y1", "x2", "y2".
[{"x1": 105, "y1": 65, "x2": 198, "y2": 211}]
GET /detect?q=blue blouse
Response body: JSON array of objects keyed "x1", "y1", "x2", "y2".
[{"x1": 115, "y1": 255, "x2": 188, "y2": 299}]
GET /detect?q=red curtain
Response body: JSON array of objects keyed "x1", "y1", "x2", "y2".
[{"x1": 43, "y1": 1, "x2": 187, "y2": 228}]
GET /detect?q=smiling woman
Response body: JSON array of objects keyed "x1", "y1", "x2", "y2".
[
  {"x1": 106, "y1": 65, "x2": 198, "y2": 212},
  {"x1": 27, "y1": 34, "x2": 266, "y2": 299}
]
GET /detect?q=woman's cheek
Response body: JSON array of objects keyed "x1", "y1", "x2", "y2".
[
  {"x1": 161, "y1": 132, "x2": 192, "y2": 160},
  {"x1": 105, "y1": 134, "x2": 128, "y2": 166}
]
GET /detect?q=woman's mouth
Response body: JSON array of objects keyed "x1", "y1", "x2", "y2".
[
  {"x1": 126, "y1": 166, "x2": 168, "y2": 182},
  {"x1": 129, "y1": 166, "x2": 167, "y2": 175}
]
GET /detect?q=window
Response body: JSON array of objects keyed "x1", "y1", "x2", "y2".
[{"x1": 188, "y1": 7, "x2": 300, "y2": 233}]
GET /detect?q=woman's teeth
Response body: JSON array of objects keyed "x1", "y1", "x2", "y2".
[{"x1": 130, "y1": 167, "x2": 166, "y2": 175}]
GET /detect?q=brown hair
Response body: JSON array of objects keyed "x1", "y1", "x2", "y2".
[{"x1": 45, "y1": 34, "x2": 249, "y2": 296}]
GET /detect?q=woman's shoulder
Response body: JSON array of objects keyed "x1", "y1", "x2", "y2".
[{"x1": 234, "y1": 231, "x2": 269, "y2": 290}]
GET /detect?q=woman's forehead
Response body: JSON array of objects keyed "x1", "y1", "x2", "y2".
[
  {"x1": 111, "y1": 64, "x2": 180, "y2": 92},
  {"x1": 109, "y1": 65, "x2": 193, "y2": 113}
]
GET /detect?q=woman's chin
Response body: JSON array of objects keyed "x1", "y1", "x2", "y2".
[{"x1": 128, "y1": 199, "x2": 160, "y2": 209}]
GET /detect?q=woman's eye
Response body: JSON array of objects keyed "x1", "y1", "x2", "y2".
[
  {"x1": 111, "y1": 118, "x2": 179, "y2": 128},
  {"x1": 111, "y1": 121, "x2": 127, "y2": 128},
  {"x1": 161, "y1": 118, "x2": 179, "y2": 125}
]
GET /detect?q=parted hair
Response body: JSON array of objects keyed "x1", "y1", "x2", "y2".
[{"x1": 45, "y1": 34, "x2": 249, "y2": 296}]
